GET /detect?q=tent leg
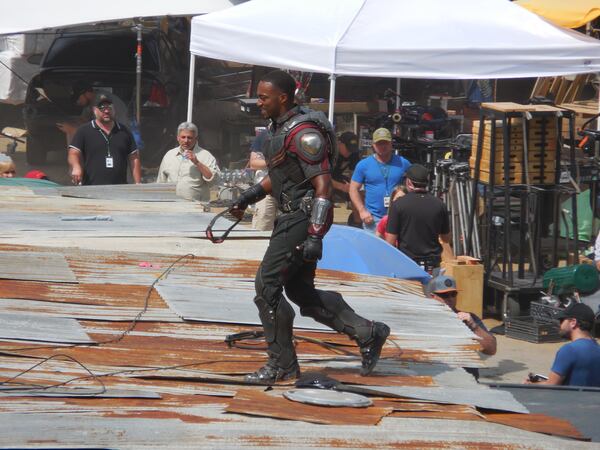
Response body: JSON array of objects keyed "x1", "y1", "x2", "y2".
[
  {"x1": 396, "y1": 77, "x2": 401, "y2": 106},
  {"x1": 135, "y1": 25, "x2": 142, "y2": 125},
  {"x1": 597, "y1": 72, "x2": 600, "y2": 133},
  {"x1": 187, "y1": 54, "x2": 196, "y2": 122},
  {"x1": 328, "y1": 74, "x2": 337, "y2": 124}
]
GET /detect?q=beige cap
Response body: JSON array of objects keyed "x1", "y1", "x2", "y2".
[{"x1": 373, "y1": 127, "x2": 392, "y2": 143}]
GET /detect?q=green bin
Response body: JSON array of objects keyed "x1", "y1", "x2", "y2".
[{"x1": 543, "y1": 264, "x2": 599, "y2": 295}]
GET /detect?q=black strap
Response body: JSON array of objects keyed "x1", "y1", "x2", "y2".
[{"x1": 205, "y1": 208, "x2": 241, "y2": 244}]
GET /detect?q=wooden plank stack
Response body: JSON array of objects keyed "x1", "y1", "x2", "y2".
[{"x1": 470, "y1": 117, "x2": 558, "y2": 185}]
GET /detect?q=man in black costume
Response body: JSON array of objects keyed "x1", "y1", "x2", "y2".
[{"x1": 231, "y1": 70, "x2": 390, "y2": 384}]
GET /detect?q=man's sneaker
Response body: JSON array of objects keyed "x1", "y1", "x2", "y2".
[
  {"x1": 359, "y1": 322, "x2": 390, "y2": 376},
  {"x1": 244, "y1": 361, "x2": 301, "y2": 385}
]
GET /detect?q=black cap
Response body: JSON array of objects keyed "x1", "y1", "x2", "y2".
[
  {"x1": 406, "y1": 164, "x2": 429, "y2": 185},
  {"x1": 339, "y1": 131, "x2": 359, "y2": 153},
  {"x1": 555, "y1": 302, "x2": 596, "y2": 326},
  {"x1": 93, "y1": 93, "x2": 114, "y2": 107},
  {"x1": 71, "y1": 81, "x2": 93, "y2": 101}
]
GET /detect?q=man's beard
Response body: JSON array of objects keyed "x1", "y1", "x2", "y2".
[{"x1": 559, "y1": 327, "x2": 571, "y2": 339}]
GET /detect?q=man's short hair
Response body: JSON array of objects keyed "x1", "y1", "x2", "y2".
[
  {"x1": 177, "y1": 122, "x2": 198, "y2": 136},
  {"x1": 259, "y1": 70, "x2": 296, "y2": 104}
]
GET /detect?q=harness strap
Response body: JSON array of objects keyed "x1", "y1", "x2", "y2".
[{"x1": 205, "y1": 209, "x2": 242, "y2": 244}]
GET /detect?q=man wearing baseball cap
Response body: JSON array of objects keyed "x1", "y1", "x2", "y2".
[
  {"x1": 426, "y1": 275, "x2": 496, "y2": 363},
  {"x1": 349, "y1": 128, "x2": 411, "y2": 232},
  {"x1": 385, "y1": 163, "x2": 454, "y2": 273},
  {"x1": 68, "y1": 93, "x2": 141, "y2": 186},
  {"x1": 57, "y1": 82, "x2": 129, "y2": 144},
  {"x1": 527, "y1": 302, "x2": 600, "y2": 387}
]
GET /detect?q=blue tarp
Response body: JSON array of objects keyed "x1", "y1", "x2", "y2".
[{"x1": 318, "y1": 225, "x2": 430, "y2": 284}]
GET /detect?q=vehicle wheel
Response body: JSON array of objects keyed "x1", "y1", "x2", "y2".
[{"x1": 26, "y1": 135, "x2": 47, "y2": 165}]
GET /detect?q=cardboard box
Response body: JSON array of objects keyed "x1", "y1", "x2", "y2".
[{"x1": 441, "y1": 256, "x2": 484, "y2": 318}]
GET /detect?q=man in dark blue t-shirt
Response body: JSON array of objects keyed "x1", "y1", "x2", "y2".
[
  {"x1": 349, "y1": 128, "x2": 410, "y2": 232},
  {"x1": 528, "y1": 303, "x2": 600, "y2": 387}
]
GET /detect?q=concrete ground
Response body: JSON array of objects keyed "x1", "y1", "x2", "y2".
[{"x1": 479, "y1": 319, "x2": 564, "y2": 384}]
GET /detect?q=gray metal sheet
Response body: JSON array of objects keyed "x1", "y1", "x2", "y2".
[
  {"x1": 490, "y1": 385, "x2": 600, "y2": 442},
  {"x1": 0, "y1": 312, "x2": 94, "y2": 344},
  {"x1": 0, "y1": 388, "x2": 161, "y2": 398},
  {"x1": 1, "y1": 210, "x2": 261, "y2": 238},
  {"x1": 56, "y1": 183, "x2": 183, "y2": 202},
  {"x1": 0, "y1": 251, "x2": 77, "y2": 283},
  {"x1": 155, "y1": 279, "x2": 475, "y2": 340},
  {"x1": 349, "y1": 385, "x2": 528, "y2": 414},
  {"x1": 0, "y1": 414, "x2": 589, "y2": 449}
]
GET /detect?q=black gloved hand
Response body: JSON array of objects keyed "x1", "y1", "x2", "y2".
[
  {"x1": 230, "y1": 184, "x2": 266, "y2": 219},
  {"x1": 302, "y1": 235, "x2": 323, "y2": 262}
]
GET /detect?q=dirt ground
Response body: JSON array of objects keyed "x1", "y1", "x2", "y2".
[{"x1": 478, "y1": 319, "x2": 564, "y2": 384}]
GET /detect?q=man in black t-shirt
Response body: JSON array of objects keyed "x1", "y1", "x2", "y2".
[
  {"x1": 385, "y1": 164, "x2": 453, "y2": 272},
  {"x1": 68, "y1": 94, "x2": 141, "y2": 186}
]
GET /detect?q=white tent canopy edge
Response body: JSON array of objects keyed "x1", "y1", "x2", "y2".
[{"x1": 188, "y1": 0, "x2": 600, "y2": 122}]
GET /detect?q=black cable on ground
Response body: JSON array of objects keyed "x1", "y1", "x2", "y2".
[{"x1": 0, "y1": 254, "x2": 195, "y2": 393}]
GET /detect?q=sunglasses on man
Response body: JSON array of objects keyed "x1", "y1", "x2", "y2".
[
  {"x1": 436, "y1": 291, "x2": 457, "y2": 299},
  {"x1": 97, "y1": 104, "x2": 113, "y2": 112}
]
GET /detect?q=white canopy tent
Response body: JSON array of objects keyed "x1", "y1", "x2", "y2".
[{"x1": 189, "y1": 0, "x2": 600, "y2": 121}]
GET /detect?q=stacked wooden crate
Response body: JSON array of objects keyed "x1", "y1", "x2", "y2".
[{"x1": 470, "y1": 117, "x2": 558, "y2": 185}]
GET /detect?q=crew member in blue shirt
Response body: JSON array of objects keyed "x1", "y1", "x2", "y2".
[
  {"x1": 527, "y1": 302, "x2": 600, "y2": 387},
  {"x1": 349, "y1": 128, "x2": 410, "y2": 232}
]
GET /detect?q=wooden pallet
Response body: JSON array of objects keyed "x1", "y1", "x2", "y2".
[
  {"x1": 469, "y1": 148, "x2": 556, "y2": 163},
  {"x1": 470, "y1": 157, "x2": 556, "y2": 172},
  {"x1": 531, "y1": 74, "x2": 591, "y2": 104},
  {"x1": 472, "y1": 139, "x2": 557, "y2": 155},
  {"x1": 474, "y1": 168, "x2": 555, "y2": 185}
]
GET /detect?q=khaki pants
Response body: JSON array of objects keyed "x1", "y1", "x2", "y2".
[{"x1": 252, "y1": 195, "x2": 277, "y2": 231}]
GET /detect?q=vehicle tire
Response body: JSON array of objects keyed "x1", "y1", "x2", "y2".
[{"x1": 26, "y1": 135, "x2": 47, "y2": 165}]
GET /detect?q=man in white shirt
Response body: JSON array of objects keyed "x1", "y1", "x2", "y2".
[{"x1": 156, "y1": 122, "x2": 220, "y2": 201}]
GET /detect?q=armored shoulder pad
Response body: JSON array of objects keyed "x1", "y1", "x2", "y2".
[{"x1": 294, "y1": 127, "x2": 326, "y2": 163}]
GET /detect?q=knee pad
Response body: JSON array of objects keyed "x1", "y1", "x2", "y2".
[{"x1": 254, "y1": 295, "x2": 295, "y2": 343}]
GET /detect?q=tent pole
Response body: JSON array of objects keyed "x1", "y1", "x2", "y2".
[
  {"x1": 597, "y1": 73, "x2": 600, "y2": 132},
  {"x1": 187, "y1": 54, "x2": 196, "y2": 122},
  {"x1": 396, "y1": 77, "x2": 401, "y2": 107},
  {"x1": 328, "y1": 74, "x2": 337, "y2": 124},
  {"x1": 135, "y1": 24, "x2": 142, "y2": 125}
]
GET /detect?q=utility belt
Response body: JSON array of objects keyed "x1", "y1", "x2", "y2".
[
  {"x1": 412, "y1": 255, "x2": 441, "y2": 274},
  {"x1": 279, "y1": 191, "x2": 314, "y2": 214}
]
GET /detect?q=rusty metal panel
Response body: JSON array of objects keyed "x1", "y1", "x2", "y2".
[
  {"x1": 226, "y1": 388, "x2": 392, "y2": 425},
  {"x1": 0, "y1": 251, "x2": 77, "y2": 283},
  {"x1": 0, "y1": 298, "x2": 182, "y2": 322}
]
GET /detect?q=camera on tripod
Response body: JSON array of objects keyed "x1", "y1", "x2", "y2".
[{"x1": 449, "y1": 162, "x2": 470, "y2": 176}]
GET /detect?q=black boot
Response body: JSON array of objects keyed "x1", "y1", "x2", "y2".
[
  {"x1": 245, "y1": 295, "x2": 300, "y2": 385},
  {"x1": 245, "y1": 360, "x2": 300, "y2": 384},
  {"x1": 300, "y1": 291, "x2": 390, "y2": 375},
  {"x1": 356, "y1": 322, "x2": 390, "y2": 376}
]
